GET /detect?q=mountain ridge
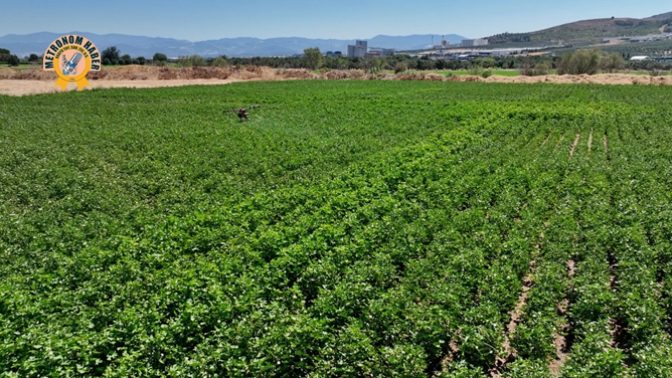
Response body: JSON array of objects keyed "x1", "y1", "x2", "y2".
[
  {"x1": 647, "y1": 12, "x2": 672, "y2": 20},
  {"x1": 0, "y1": 32, "x2": 467, "y2": 58},
  {"x1": 485, "y1": 11, "x2": 672, "y2": 44}
]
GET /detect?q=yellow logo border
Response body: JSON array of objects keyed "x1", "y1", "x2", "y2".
[
  {"x1": 43, "y1": 35, "x2": 101, "y2": 92},
  {"x1": 53, "y1": 50, "x2": 92, "y2": 90}
]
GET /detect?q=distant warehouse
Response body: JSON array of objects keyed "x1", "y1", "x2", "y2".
[
  {"x1": 367, "y1": 48, "x2": 395, "y2": 57},
  {"x1": 461, "y1": 39, "x2": 489, "y2": 47}
]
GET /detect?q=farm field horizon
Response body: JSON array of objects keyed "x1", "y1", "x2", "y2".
[
  {"x1": 2, "y1": 81, "x2": 672, "y2": 377},
  {"x1": 4, "y1": 65, "x2": 672, "y2": 97}
]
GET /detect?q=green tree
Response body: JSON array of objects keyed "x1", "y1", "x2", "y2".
[
  {"x1": 474, "y1": 57, "x2": 496, "y2": 68},
  {"x1": 0, "y1": 48, "x2": 10, "y2": 62},
  {"x1": 29, "y1": 54, "x2": 39, "y2": 62},
  {"x1": 136, "y1": 56, "x2": 146, "y2": 65},
  {"x1": 333, "y1": 57, "x2": 348, "y2": 70},
  {"x1": 7, "y1": 54, "x2": 20, "y2": 66},
  {"x1": 211, "y1": 57, "x2": 228, "y2": 67},
  {"x1": 102, "y1": 46, "x2": 120, "y2": 63},
  {"x1": 600, "y1": 53, "x2": 625, "y2": 73},
  {"x1": 120, "y1": 54, "x2": 132, "y2": 65},
  {"x1": 153, "y1": 52, "x2": 168, "y2": 64},
  {"x1": 417, "y1": 56, "x2": 435, "y2": 70},
  {"x1": 303, "y1": 47, "x2": 324, "y2": 70},
  {"x1": 153, "y1": 53, "x2": 169, "y2": 66}
]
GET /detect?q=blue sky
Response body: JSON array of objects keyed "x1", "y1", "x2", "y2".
[{"x1": 3, "y1": 0, "x2": 670, "y2": 40}]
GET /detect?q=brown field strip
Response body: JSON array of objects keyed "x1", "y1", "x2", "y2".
[
  {"x1": 3, "y1": 66, "x2": 672, "y2": 96},
  {"x1": 549, "y1": 259, "x2": 577, "y2": 376}
]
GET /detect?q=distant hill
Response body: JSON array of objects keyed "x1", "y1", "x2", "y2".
[
  {"x1": 0, "y1": 32, "x2": 467, "y2": 58},
  {"x1": 647, "y1": 12, "x2": 672, "y2": 20},
  {"x1": 486, "y1": 12, "x2": 672, "y2": 45}
]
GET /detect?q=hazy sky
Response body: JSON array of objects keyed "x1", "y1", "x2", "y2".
[{"x1": 3, "y1": 0, "x2": 670, "y2": 40}]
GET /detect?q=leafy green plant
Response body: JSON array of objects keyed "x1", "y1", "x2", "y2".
[{"x1": 2, "y1": 81, "x2": 672, "y2": 376}]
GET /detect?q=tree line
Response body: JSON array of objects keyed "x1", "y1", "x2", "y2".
[
  {"x1": 0, "y1": 48, "x2": 29, "y2": 66},
  {"x1": 3, "y1": 45, "x2": 671, "y2": 75}
]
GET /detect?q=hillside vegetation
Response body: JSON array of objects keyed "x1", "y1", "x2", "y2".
[{"x1": 487, "y1": 15, "x2": 672, "y2": 44}]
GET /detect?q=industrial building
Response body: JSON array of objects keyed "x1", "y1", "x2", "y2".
[
  {"x1": 367, "y1": 48, "x2": 395, "y2": 57},
  {"x1": 347, "y1": 40, "x2": 368, "y2": 58},
  {"x1": 603, "y1": 33, "x2": 672, "y2": 44},
  {"x1": 461, "y1": 39, "x2": 489, "y2": 47}
]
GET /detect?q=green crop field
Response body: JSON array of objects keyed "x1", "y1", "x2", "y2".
[{"x1": 2, "y1": 81, "x2": 672, "y2": 377}]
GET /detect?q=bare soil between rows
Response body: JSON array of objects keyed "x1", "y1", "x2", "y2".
[{"x1": 2, "y1": 65, "x2": 672, "y2": 96}]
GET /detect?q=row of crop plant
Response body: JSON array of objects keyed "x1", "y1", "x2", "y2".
[{"x1": 606, "y1": 107, "x2": 672, "y2": 376}]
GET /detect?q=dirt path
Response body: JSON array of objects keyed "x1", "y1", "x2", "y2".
[
  {"x1": 492, "y1": 261, "x2": 536, "y2": 378},
  {"x1": 570, "y1": 134, "x2": 581, "y2": 157},
  {"x1": 0, "y1": 79, "x2": 238, "y2": 96},
  {"x1": 3, "y1": 66, "x2": 672, "y2": 97},
  {"x1": 491, "y1": 230, "x2": 545, "y2": 377},
  {"x1": 541, "y1": 132, "x2": 552, "y2": 147},
  {"x1": 589, "y1": 40, "x2": 624, "y2": 48},
  {"x1": 549, "y1": 259, "x2": 576, "y2": 376}
]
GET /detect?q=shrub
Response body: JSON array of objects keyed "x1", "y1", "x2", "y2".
[
  {"x1": 177, "y1": 55, "x2": 206, "y2": 67},
  {"x1": 600, "y1": 53, "x2": 624, "y2": 73},
  {"x1": 468, "y1": 65, "x2": 492, "y2": 78},
  {"x1": 191, "y1": 55, "x2": 206, "y2": 67},
  {"x1": 557, "y1": 49, "x2": 601, "y2": 75},
  {"x1": 522, "y1": 62, "x2": 551, "y2": 76},
  {"x1": 394, "y1": 61, "x2": 408, "y2": 74},
  {"x1": 535, "y1": 62, "x2": 551, "y2": 75},
  {"x1": 467, "y1": 65, "x2": 484, "y2": 76},
  {"x1": 368, "y1": 58, "x2": 385, "y2": 74},
  {"x1": 641, "y1": 62, "x2": 666, "y2": 77},
  {"x1": 212, "y1": 57, "x2": 228, "y2": 67}
]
